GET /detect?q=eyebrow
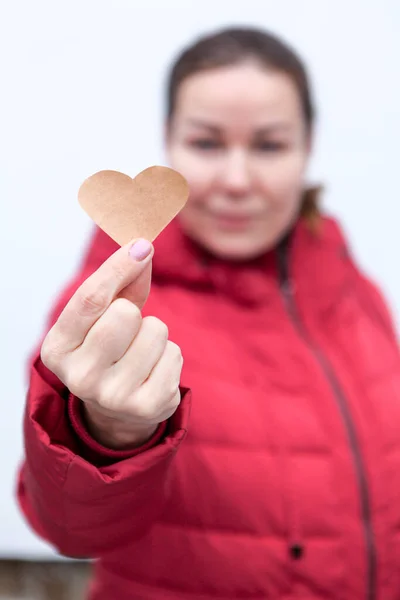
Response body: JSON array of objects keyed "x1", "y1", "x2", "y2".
[
  {"x1": 186, "y1": 118, "x2": 293, "y2": 134},
  {"x1": 187, "y1": 119, "x2": 220, "y2": 133}
]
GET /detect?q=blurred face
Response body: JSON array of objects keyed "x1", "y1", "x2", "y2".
[{"x1": 165, "y1": 61, "x2": 312, "y2": 261}]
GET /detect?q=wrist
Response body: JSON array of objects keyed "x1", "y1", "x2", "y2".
[{"x1": 82, "y1": 403, "x2": 158, "y2": 450}]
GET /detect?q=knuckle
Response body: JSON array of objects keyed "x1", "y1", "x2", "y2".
[
  {"x1": 163, "y1": 374, "x2": 182, "y2": 402},
  {"x1": 66, "y1": 362, "x2": 98, "y2": 398},
  {"x1": 143, "y1": 316, "x2": 169, "y2": 341},
  {"x1": 112, "y1": 298, "x2": 141, "y2": 324},
  {"x1": 40, "y1": 332, "x2": 63, "y2": 372},
  {"x1": 160, "y1": 389, "x2": 181, "y2": 422},
  {"x1": 96, "y1": 381, "x2": 116, "y2": 410},
  {"x1": 168, "y1": 378, "x2": 181, "y2": 400},
  {"x1": 130, "y1": 390, "x2": 155, "y2": 421},
  {"x1": 77, "y1": 283, "x2": 110, "y2": 316},
  {"x1": 40, "y1": 336, "x2": 54, "y2": 369},
  {"x1": 167, "y1": 341, "x2": 183, "y2": 363},
  {"x1": 96, "y1": 372, "x2": 128, "y2": 410},
  {"x1": 92, "y1": 300, "x2": 141, "y2": 347},
  {"x1": 170, "y1": 389, "x2": 181, "y2": 410}
]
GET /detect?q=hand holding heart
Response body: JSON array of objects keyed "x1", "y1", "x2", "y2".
[{"x1": 40, "y1": 166, "x2": 189, "y2": 449}]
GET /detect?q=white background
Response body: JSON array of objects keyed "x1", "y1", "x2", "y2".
[{"x1": 1, "y1": 0, "x2": 399, "y2": 558}]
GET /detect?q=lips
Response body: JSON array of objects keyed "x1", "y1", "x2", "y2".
[
  {"x1": 214, "y1": 213, "x2": 252, "y2": 220},
  {"x1": 212, "y1": 212, "x2": 253, "y2": 230}
]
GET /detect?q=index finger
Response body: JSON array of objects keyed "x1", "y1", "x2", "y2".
[{"x1": 52, "y1": 238, "x2": 153, "y2": 352}]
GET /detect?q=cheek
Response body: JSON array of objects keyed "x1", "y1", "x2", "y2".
[
  {"x1": 258, "y1": 151, "x2": 307, "y2": 206},
  {"x1": 262, "y1": 152, "x2": 306, "y2": 192}
]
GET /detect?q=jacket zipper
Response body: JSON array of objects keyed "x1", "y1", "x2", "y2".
[{"x1": 277, "y1": 246, "x2": 376, "y2": 600}]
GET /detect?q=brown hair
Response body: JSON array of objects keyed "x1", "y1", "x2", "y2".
[{"x1": 165, "y1": 27, "x2": 321, "y2": 227}]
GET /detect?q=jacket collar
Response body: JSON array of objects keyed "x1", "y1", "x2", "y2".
[{"x1": 151, "y1": 215, "x2": 353, "y2": 309}]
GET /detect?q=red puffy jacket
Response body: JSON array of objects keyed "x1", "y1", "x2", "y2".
[{"x1": 18, "y1": 215, "x2": 400, "y2": 600}]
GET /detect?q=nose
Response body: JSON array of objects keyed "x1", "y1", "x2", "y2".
[{"x1": 218, "y1": 148, "x2": 252, "y2": 197}]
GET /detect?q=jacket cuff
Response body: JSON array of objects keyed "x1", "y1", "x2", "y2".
[{"x1": 67, "y1": 394, "x2": 168, "y2": 463}]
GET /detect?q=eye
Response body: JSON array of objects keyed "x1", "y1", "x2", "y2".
[
  {"x1": 190, "y1": 139, "x2": 222, "y2": 150},
  {"x1": 254, "y1": 140, "x2": 285, "y2": 152}
]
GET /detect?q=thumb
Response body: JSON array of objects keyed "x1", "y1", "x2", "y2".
[{"x1": 118, "y1": 239, "x2": 153, "y2": 310}]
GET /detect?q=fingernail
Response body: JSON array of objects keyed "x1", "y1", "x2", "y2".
[{"x1": 129, "y1": 239, "x2": 152, "y2": 261}]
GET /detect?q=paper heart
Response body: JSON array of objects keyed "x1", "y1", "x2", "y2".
[{"x1": 78, "y1": 165, "x2": 190, "y2": 246}]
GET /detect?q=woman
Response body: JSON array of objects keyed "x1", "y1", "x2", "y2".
[{"x1": 18, "y1": 26, "x2": 400, "y2": 600}]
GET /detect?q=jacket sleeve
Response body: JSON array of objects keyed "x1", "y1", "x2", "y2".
[{"x1": 17, "y1": 226, "x2": 191, "y2": 558}]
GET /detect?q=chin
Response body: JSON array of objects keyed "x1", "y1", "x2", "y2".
[{"x1": 199, "y1": 232, "x2": 275, "y2": 262}]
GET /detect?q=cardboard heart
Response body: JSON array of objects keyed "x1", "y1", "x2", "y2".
[{"x1": 78, "y1": 165, "x2": 190, "y2": 246}]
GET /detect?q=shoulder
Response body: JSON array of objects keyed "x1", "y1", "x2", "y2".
[
  {"x1": 317, "y1": 215, "x2": 351, "y2": 252},
  {"x1": 318, "y1": 214, "x2": 398, "y2": 341}
]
